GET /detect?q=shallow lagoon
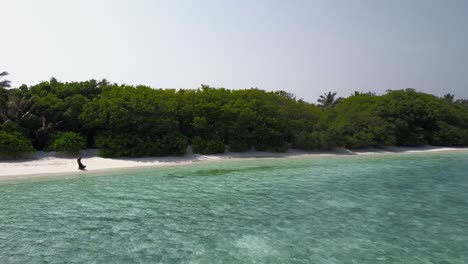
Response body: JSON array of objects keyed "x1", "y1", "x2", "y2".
[{"x1": 1, "y1": 152, "x2": 468, "y2": 263}]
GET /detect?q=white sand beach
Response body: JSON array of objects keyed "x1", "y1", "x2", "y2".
[{"x1": 1, "y1": 146, "x2": 467, "y2": 180}]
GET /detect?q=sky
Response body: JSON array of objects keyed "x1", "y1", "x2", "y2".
[{"x1": 1, "y1": 0, "x2": 468, "y2": 102}]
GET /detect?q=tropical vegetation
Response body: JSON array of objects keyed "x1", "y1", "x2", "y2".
[
  {"x1": 49, "y1": 131, "x2": 86, "y2": 155},
  {"x1": 1, "y1": 73, "x2": 468, "y2": 159}
]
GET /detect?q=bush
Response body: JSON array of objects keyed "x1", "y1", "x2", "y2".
[
  {"x1": 228, "y1": 136, "x2": 251, "y2": 152},
  {"x1": 255, "y1": 140, "x2": 288, "y2": 152},
  {"x1": 49, "y1": 132, "x2": 87, "y2": 154},
  {"x1": 398, "y1": 132, "x2": 427, "y2": 146},
  {"x1": 319, "y1": 126, "x2": 346, "y2": 149},
  {"x1": 96, "y1": 133, "x2": 140, "y2": 158},
  {"x1": 292, "y1": 131, "x2": 321, "y2": 150},
  {"x1": 96, "y1": 132, "x2": 188, "y2": 158},
  {"x1": 156, "y1": 134, "x2": 189, "y2": 156},
  {"x1": 192, "y1": 137, "x2": 225, "y2": 154},
  {"x1": 431, "y1": 122, "x2": 468, "y2": 146},
  {"x1": 254, "y1": 128, "x2": 288, "y2": 152},
  {"x1": 345, "y1": 131, "x2": 375, "y2": 149},
  {"x1": 0, "y1": 131, "x2": 34, "y2": 159},
  {"x1": 254, "y1": 141, "x2": 288, "y2": 152}
]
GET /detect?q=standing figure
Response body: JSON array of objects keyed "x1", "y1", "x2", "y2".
[{"x1": 77, "y1": 156, "x2": 87, "y2": 170}]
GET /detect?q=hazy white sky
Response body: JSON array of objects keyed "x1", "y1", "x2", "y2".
[{"x1": 2, "y1": 0, "x2": 468, "y2": 102}]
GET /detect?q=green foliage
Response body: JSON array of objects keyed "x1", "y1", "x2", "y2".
[
  {"x1": 1, "y1": 77, "x2": 468, "y2": 159},
  {"x1": 0, "y1": 131, "x2": 34, "y2": 159},
  {"x1": 431, "y1": 122, "x2": 468, "y2": 146},
  {"x1": 0, "y1": 87, "x2": 8, "y2": 115},
  {"x1": 254, "y1": 125, "x2": 288, "y2": 152},
  {"x1": 192, "y1": 137, "x2": 225, "y2": 154},
  {"x1": 345, "y1": 131, "x2": 375, "y2": 149},
  {"x1": 228, "y1": 136, "x2": 251, "y2": 152},
  {"x1": 376, "y1": 89, "x2": 468, "y2": 146},
  {"x1": 96, "y1": 132, "x2": 188, "y2": 158},
  {"x1": 1, "y1": 121, "x2": 27, "y2": 134},
  {"x1": 49, "y1": 132, "x2": 86, "y2": 154},
  {"x1": 317, "y1": 91, "x2": 342, "y2": 109},
  {"x1": 292, "y1": 131, "x2": 321, "y2": 150},
  {"x1": 320, "y1": 124, "x2": 346, "y2": 149},
  {"x1": 327, "y1": 94, "x2": 396, "y2": 149},
  {"x1": 63, "y1": 94, "x2": 89, "y2": 129},
  {"x1": 0, "y1": 71, "x2": 11, "y2": 89}
]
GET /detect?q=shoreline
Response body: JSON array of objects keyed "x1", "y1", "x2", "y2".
[{"x1": 1, "y1": 146, "x2": 468, "y2": 181}]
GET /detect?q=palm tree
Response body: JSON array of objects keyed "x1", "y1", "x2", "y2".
[
  {"x1": 7, "y1": 95, "x2": 35, "y2": 122},
  {"x1": 317, "y1": 91, "x2": 341, "y2": 108},
  {"x1": 443, "y1": 93, "x2": 455, "y2": 103},
  {"x1": 0, "y1": 71, "x2": 11, "y2": 89},
  {"x1": 98, "y1": 78, "x2": 110, "y2": 87}
]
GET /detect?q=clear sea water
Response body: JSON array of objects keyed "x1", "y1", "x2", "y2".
[{"x1": 1, "y1": 152, "x2": 468, "y2": 263}]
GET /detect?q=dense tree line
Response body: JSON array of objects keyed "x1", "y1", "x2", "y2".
[{"x1": 1, "y1": 74, "x2": 468, "y2": 158}]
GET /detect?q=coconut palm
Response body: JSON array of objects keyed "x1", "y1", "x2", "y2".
[
  {"x1": 317, "y1": 91, "x2": 341, "y2": 108},
  {"x1": 443, "y1": 93, "x2": 455, "y2": 103},
  {"x1": 7, "y1": 95, "x2": 36, "y2": 122},
  {"x1": 0, "y1": 71, "x2": 11, "y2": 89},
  {"x1": 98, "y1": 78, "x2": 110, "y2": 87}
]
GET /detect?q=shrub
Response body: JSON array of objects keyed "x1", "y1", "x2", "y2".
[
  {"x1": 254, "y1": 128, "x2": 288, "y2": 152},
  {"x1": 345, "y1": 131, "x2": 375, "y2": 149},
  {"x1": 157, "y1": 134, "x2": 189, "y2": 156},
  {"x1": 192, "y1": 137, "x2": 225, "y2": 154},
  {"x1": 96, "y1": 132, "x2": 188, "y2": 158},
  {"x1": 0, "y1": 131, "x2": 34, "y2": 159},
  {"x1": 431, "y1": 122, "x2": 468, "y2": 146},
  {"x1": 50, "y1": 132, "x2": 86, "y2": 154},
  {"x1": 292, "y1": 131, "x2": 321, "y2": 150},
  {"x1": 96, "y1": 133, "x2": 140, "y2": 158},
  {"x1": 228, "y1": 136, "x2": 251, "y2": 152},
  {"x1": 254, "y1": 141, "x2": 288, "y2": 152}
]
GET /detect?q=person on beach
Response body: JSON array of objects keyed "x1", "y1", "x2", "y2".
[{"x1": 77, "y1": 156, "x2": 86, "y2": 170}]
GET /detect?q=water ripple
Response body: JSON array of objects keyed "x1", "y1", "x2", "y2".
[{"x1": 1, "y1": 153, "x2": 468, "y2": 263}]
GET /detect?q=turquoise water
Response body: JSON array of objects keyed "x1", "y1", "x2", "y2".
[{"x1": 1, "y1": 152, "x2": 468, "y2": 263}]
